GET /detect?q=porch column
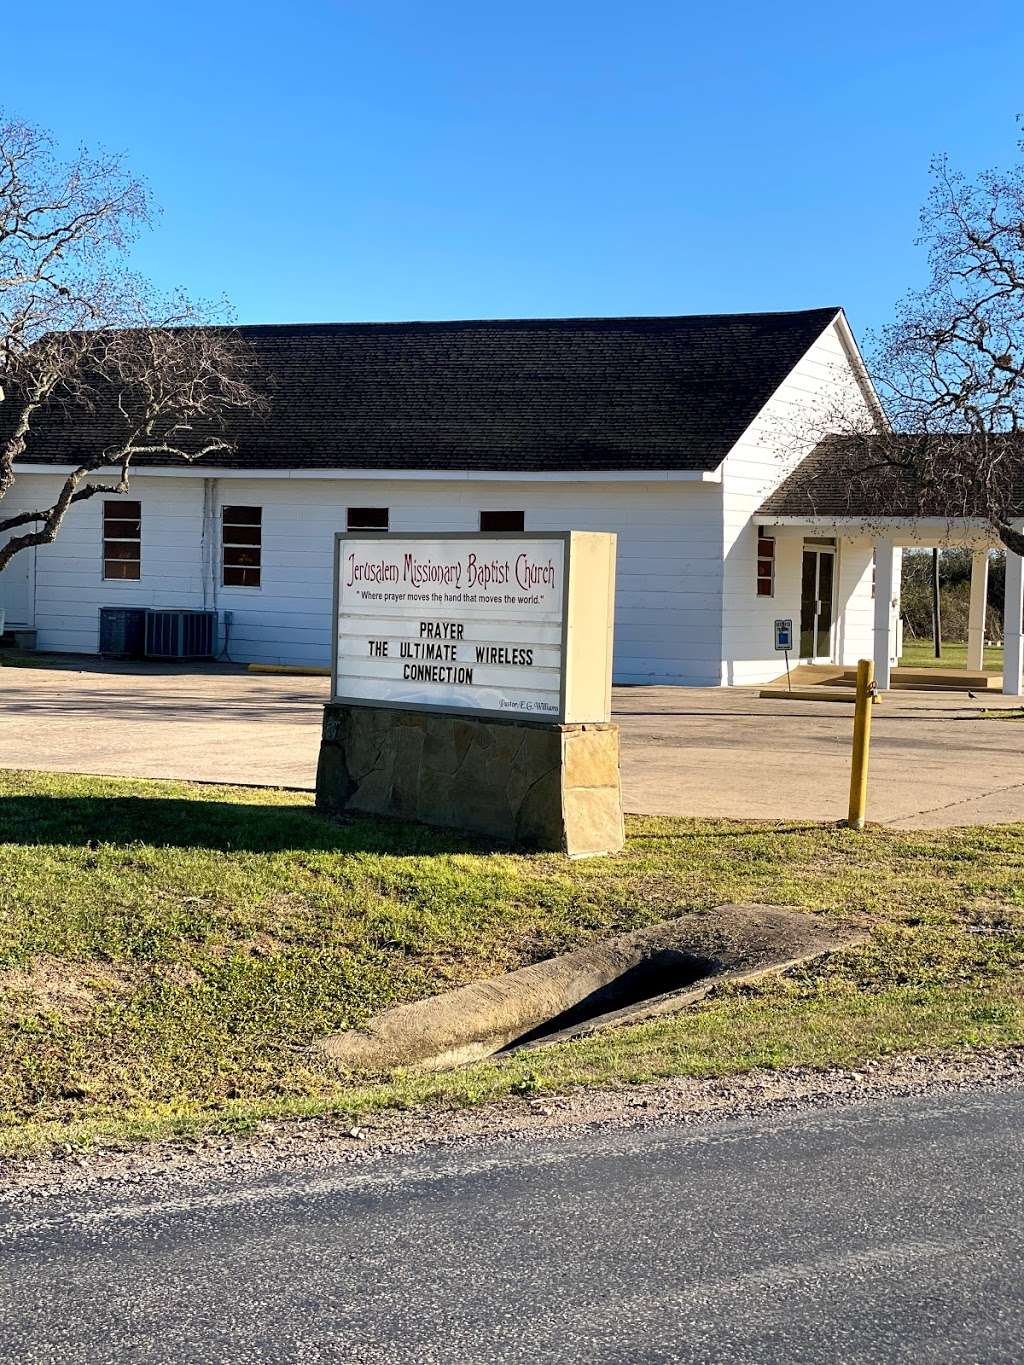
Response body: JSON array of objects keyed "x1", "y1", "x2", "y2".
[
  {"x1": 873, "y1": 539, "x2": 897, "y2": 690},
  {"x1": 966, "y1": 549, "x2": 989, "y2": 671},
  {"x1": 1003, "y1": 548, "x2": 1024, "y2": 698}
]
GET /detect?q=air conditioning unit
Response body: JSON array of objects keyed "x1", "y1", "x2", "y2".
[
  {"x1": 99, "y1": 607, "x2": 147, "y2": 659},
  {"x1": 144, "y1": 609, "x2": 217, "y2": 660}
]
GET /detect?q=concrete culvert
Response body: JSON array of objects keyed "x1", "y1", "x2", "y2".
[{"x1": 316, "y1": 905, "x2": 866, "y2": 1074}]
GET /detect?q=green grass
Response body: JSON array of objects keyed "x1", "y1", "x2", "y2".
[
  {"x1": 899, "y1": 639, "x2": 1004, "y2": 670},
  {"x1": 1, "y1": 768, "x2": 1023, "y2": 1156}
]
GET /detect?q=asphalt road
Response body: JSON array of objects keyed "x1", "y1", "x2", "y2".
[{"x1": 2, "y1": 1088, "x2": 1023, "y2": 1363}]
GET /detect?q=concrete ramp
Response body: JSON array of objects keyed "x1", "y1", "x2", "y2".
[
  {"x1": 766, "y1": 663, "x2": 1000, "y2": 694},
  {"x1": 316, "y1": 905, "x2": 866, "y2": 1073}
]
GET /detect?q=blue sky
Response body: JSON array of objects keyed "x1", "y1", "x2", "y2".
[{"x1": 6, "y1": 1, "x2": 1024, "y2": 341}]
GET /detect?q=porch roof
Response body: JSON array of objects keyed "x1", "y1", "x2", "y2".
[
  {"x1": 758, "y1": 433, "x2": 1024, "y2": 525},
  {"x1": 757, "y1": 516, "x2": 996, "y2": 548}
]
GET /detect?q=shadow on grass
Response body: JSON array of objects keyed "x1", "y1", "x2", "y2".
[{"x1": 0, "y1": 794, "x2": 513, "y2": 856}]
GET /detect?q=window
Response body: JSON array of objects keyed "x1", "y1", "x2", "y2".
[
  {"x1": 756, "y1": 526, "x2": 775, "y2": 597},
  {"x1": 222, "y1": 505, "x2": 262, "y2": 588},
  {"x1": 480, "y1": 510, "x2": 525, "y2": 532},
  {"x1": 347, "y1": 507, "x2": 389, "y2": 531},
  {"x1": 103, "y1": 500, "x2": 141, "y2": 580}
]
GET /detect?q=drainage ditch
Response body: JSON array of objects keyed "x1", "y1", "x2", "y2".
[
  {"x1": 316, "y1": 904, "x2": 866, "y2": 1074},
  {"x1": 501, "y1": 948, "x2": 712, "y2": 1052}
]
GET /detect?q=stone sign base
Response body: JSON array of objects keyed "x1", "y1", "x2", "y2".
[{"x1": 316, "y1": 704, "x2": 625, "y2": 857}]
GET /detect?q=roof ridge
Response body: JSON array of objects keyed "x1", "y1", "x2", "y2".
[{"x1": 218, "y1": 308, "x2": 842, "y2": 334}]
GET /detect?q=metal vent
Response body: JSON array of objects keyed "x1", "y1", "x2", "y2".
[
  {"x1": 99, "y1": 607, "x2": 147, "y2": 659},
  {"x1": 144, "y1": 610, "x2": 217, "y2": 660}
]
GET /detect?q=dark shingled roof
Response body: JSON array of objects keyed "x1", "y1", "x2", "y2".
[
  {"x1": 12, "y1": 308, "x2": 841, "y2": 474},
  {"x1": 759, "y1": 434, "x2": 1024, "y2": 519},
  {"x1": 758, "y1": 437, "x2": 892, "y2": 518}
]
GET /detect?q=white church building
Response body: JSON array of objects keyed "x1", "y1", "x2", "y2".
[{"x1": 5, "y1": 306, "x2": 1017, "y2": 691}]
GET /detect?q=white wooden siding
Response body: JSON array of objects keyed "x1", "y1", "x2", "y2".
[
  {"x1": 8, "y1": 475, "x2": 209, "y2": 653},
  {"x1": 719, "y1": 319, "x2": 878, "y2": 684},
  {"x1": 15, "y1": 473, "x2": 725, "y2": 684}
]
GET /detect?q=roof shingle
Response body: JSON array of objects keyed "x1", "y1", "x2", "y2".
[
  {"x1": 13, "y1": 308, "x2": 841, "y2": 474},
  {"x1": 759, "y1": 433, "x2": 1024, "y2": 520}
]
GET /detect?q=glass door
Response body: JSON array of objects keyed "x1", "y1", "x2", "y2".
[
  {"x1": 799, "y1": 547, "x2": 836, "y2": 659},
  {"x1": 815, "y1": 549, "x2": 835, "y2": 657}
]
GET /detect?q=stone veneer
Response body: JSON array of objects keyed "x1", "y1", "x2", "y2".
[{"x1": 316, "y1": 704, "x2": 625, "y2": 857}]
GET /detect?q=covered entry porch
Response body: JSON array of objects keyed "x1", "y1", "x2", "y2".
[{"x1": 762, "y1": 517, "x2": 1023, "y2": 696}]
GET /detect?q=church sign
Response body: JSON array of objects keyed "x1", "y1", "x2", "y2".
[{"x1": 331, "y1": 531, "x2": 616, "y2": 724}]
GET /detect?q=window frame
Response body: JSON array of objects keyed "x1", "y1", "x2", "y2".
[
  {"x1": 102, "y1": 499, "x2": 142, "y2": 581},
  {"x1": 756, "y1": 525, "x2": 776, "y2": 598},
  {"x1": 221, "y1": 504, "x2": 263, "y2": 590},
  {"x1": 479, "y1": 510, "x2": 525, "y2": 532},
  {"x1": 480, "y1": 513, "x2": 529, "y2": 532},
  {"x1": 347, "y1": 507, "x2": 389, "y2": 531}
]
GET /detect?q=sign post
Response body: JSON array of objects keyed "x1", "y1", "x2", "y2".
[
  {"x1": 774, "y1": 618, "x2": 794, "y2": 692},
  {"x1": 317, "y1": 531, "x2": 623, "y2": 856}
]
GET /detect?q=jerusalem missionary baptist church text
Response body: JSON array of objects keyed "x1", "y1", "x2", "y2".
[{"x1": 344, "y1": 546, "x2": 558, "y2": 594}]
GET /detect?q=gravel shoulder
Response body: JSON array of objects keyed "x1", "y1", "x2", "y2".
[{"x1": 3, "y1": 1045, "x2": 1022, "y2": 1208}]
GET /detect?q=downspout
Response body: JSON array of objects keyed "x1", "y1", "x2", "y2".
[{"x1": 201, "y1": 478, "x2": 217, "y2": 612}]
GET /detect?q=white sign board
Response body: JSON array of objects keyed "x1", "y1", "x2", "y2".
[{"x1": 333, "y1": 534, "x2": 569, "y2": 719}]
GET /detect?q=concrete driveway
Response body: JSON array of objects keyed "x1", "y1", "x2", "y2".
[
  {"x1": 617, "y1": 684, "x2": 1024, "y2": 829},
  {"x1": 1, "y1": 660, "x2": 1023, "y2": 829}
]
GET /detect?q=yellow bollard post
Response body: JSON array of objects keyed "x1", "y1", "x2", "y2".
[{"x1": 847, "y1": 657, "x2": 875, "y2": 831}]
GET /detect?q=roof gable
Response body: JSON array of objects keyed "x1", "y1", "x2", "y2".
[{"x1": 13, "y1": 308, "x2": 842, "y2": 475}]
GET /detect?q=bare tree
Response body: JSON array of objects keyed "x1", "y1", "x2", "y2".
[
  {"x1": 774, "y1": 126, "x2": 1024, "y2": 556},
  {"x1": 0, "y1": 113, "x2": 260, "y2": 573}
]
